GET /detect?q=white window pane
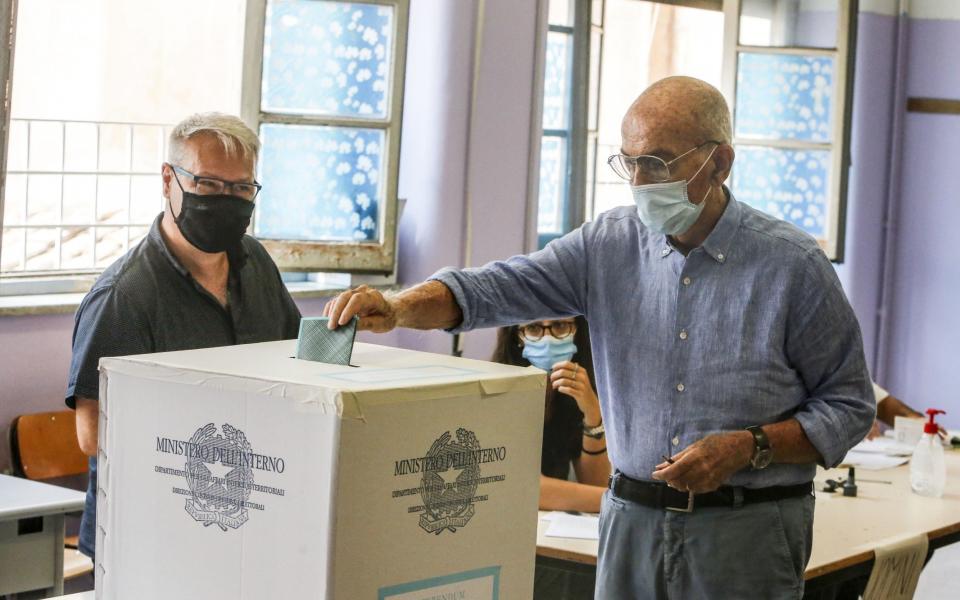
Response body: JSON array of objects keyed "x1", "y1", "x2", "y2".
[
  {"x1": 61, "y1": 227, "x2": 95, "y2": 270},
  {"x1": 256, "y1": 124, "x2": 384, "y2": 242},
  {"x1": 549, "y1": 0, "x2": 574, "y2": 27},
  {"x1": 130, "y1": 176, "x2": 163, "y2": 224},
  {"x1": 62, "y1": 174, "x2": 97, "y2": 225},
  {"x1": 262, "y1": 1, "x2": 395, "y2": 119},
  {"x1": 7, "y1": 120, "x2": 28, "y2": 171},
  {"x1": 3, "y1": 175, "x2": 27, "y2": 225},
  {"x1": 96, "y1": 175, "x2": 130, "y2": 224},
  {"x1": 27, "y1": 121, "x2": 64, "y2": 172},
  {"x1": 131, "y1": 125, "x2": 166, "y2": 174},
  {"x1": 63, "y1": 122, "x2": 99, "y2": 172},
  {"x1": 591, "y1": 142, "x2": 631, "y2": 220},
  {"x1": 98, "y1": 125, "x2": 131, "y2": 173},
  {"x1": 10, "y1": 0, "x2": 243, "y2": 123},
  {"x1": 25, "y1": 226, "x2": 59, "y2": 271},
  {"x1": 0, "y1": 228, "x2": 25, "y2": 272},
  {"x1": 26, "y1": 174, "x2": 62, "y2": 226},
  {"x1": 739, "y1": 0, "x2": 838, "y2": 49}
]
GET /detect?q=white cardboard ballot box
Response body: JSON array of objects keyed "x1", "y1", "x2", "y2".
[{"x1": 95, "y1": 340, "x2": 546, "y2": 599}]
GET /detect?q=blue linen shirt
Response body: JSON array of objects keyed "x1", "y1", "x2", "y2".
[{"x1": 432, "y1": 192, "x2": 874, "y2": 487}]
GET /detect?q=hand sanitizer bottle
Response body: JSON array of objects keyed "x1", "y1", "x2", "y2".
[{"x1": 910, "y1": 409, "x2": 946, "y2": 498}]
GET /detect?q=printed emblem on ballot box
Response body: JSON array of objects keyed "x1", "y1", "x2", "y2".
[
  {"x1": 392, "y1": 428, "x2": 508, "y2": 535},
  {"x1": 154, "y1": 423, "x2": 287, "y2": 532},
  {"x1": 184, "y1": 423, "x2": 254, "y2": 531},
  {"x1": 419, "y1": 429, "x2": 482, "y2": 534}
]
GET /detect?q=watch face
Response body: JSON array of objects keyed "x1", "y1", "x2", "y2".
[{"x1": 753, "y1": 449, "x2": 773, "y2": 470}]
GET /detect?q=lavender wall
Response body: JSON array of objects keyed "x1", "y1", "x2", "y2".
[
  {"x1": 880, "y1": 17, "x2": 960, "y2": 427},
  {"x1": 832, "y1": 13, "x2": 898, "y2": 375}
]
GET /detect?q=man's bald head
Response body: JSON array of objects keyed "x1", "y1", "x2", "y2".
[{"x1": 622, "y1": 77, "x2": 732, "y2": 153}]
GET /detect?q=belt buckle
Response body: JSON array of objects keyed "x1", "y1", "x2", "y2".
[{"x1": 666, "y1": 490, "x2": 695, "y2": 513}]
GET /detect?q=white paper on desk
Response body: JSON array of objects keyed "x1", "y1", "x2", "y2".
[
  {"x1": 545, "y1": 513, "x2": 600, "y2": 540},
  {"x1": 842, "y1": 450, "x2": 909, "y2": 470},
  {"x1": 850, "y1": 438, "x2": 915, "y2": 456}
]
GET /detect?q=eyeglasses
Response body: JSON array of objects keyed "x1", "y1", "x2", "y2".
[
  {"x1": 607, "y1": 140, "x2": 722, "y2": 184},
  {"x1": 169, "y1": 164, "x2": 262, "y2": 201},
  {"x1": 518, "y1": 321, "x2": 576, "y2": 341}
]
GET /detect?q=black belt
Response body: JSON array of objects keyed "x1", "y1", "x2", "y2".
[{"x1": 609, "y1": 471, "x2": 813, "y2": 513}]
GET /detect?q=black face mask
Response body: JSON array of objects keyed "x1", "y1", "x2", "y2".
[{"x1": 172, "y1": 191, "x2": 255, "y2": 254}]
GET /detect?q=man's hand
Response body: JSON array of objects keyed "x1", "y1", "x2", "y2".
[
  {"x1": 322, "y1": 281, "x2": 464, "y2": 332},
  {"x1": 651, "y1": 431, "x2": 754, "y2": 493},
  {"x1": 323, "y1": 285, "x2": 397, "y2": 332}
]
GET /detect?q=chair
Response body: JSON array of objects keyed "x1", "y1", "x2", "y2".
[{"x1": 9, "y1": 410, "x2": 95, "y2": 582}]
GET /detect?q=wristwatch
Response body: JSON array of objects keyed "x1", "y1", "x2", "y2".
[
  {"x1": 746, "y1": 425, "x2": 772, "y2": 470},
  {"x1": 582, "y1": 419, "x2": 605, "y2": 440}
]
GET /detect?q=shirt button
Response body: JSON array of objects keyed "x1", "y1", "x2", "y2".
[
  {"x1": 661, "y1": 248, "x2": 670, "y2": 257},
  {"x1": 717, "y1": 253, "x2": 725, "y2": 262},
  {"x1": 672, "y1": 437, "x2": 680, "y2": 447},
  {"x1": 679, "y1": 329, "x2": 688, "y2": 340},
  {"x1": 682, "y1": 276, "x2": 692, "y2": 286},
  {"x1": 676, "y1": 383, "x2": 685, "y2": 392}
]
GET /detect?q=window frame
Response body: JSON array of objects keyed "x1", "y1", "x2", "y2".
[
  {"x1": 721, "y1": 0, "x2": 858, "y2": 262},
  {"x1": 531, "y1": 0, "x2": 593, "y2": 251},
  {"x1": 0, "y1": 0, "x2": 17, "y2": 284},
  {"x1": 242, "y1": 0, "x2": 410, "y2": 273}
]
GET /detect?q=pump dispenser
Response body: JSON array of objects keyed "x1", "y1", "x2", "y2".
[{"x1": 910, "y1": 409, "x2": 946, "y2": 498}]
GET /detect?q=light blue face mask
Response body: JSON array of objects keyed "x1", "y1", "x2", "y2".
[
  {"x1": 631, "y1": 145, "x2": 717, "y2": 236},
  {"x1": 522, "y1": 335, "x2": 577, "y2": 372}
]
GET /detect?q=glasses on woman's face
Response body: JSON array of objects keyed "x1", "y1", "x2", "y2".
[{"x1": 518, "y1": 321, "x2": 576, "y2": 341}]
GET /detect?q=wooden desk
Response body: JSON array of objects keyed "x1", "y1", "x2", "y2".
[
  {"x1": 0, "y1": 474, "x2": 86, "y2": 597},
  {"x1": 536, "y1": 451, "x2": 960, "y2": 590}
]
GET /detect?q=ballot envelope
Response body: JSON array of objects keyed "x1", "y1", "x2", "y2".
[{"x1": 95, "y1": 340, "x2": 545, "y2": 599}]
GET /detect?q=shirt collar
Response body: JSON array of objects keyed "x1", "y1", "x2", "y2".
[
  {"x1": 148, "y1": 213, "x2": 190, "y2": 277},
  {"x1": 658, "y1": 186, "x2": 741, "y2": 263},
  {"x1": 700, "y1": 187, "x2": 741, "y2": 264}
]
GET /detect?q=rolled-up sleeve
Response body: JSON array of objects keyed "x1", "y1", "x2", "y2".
[
  {"x1": 430, "y1": 225, "x2": 591, "y2": 333},
  {"x1": 787, "y1": 251, "x2": 876, "y2": 467}
]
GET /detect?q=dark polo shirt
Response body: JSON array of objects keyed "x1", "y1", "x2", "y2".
[{"x1": 65, "y1": 213, "x2": 301, "y2": 558}]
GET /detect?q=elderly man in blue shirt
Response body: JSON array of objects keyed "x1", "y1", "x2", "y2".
[{"x1": 325, "y1": 76, "x2": 874, "y2": 599}]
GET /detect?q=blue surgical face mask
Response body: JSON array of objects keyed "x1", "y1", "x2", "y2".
[
  {"x1": 631, "y1": 145, "x2": 717, "y2": 236},
  {"x1": 522, "y1": 335, "x2": 577, "y2": 372}
]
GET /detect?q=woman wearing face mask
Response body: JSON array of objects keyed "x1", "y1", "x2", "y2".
[{"x1": 492, "y1": 316, "x2": 611, "y2": 513}]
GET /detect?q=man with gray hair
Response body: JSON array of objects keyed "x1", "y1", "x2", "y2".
[
  {"x1": 66, "y1": 112, "x2": 301, "y2": 561},
  {"x1": 324, "y1": 77, "x2": 874, "y2": 598}
]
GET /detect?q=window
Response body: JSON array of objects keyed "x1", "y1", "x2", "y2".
[
  {"x1": 0, "y1": 0, "x2": 409, "y2": 285},
  {"x1": 723, "y1": 0, "x2": 856, "y2": 260},
  {"x1": 590, "y1": 0, "x2": 724, "y2": 218},
  {"x1": 534, "y1": 0, "x2": 592, "y2": 249},
  {"x1": 551, "y1": 0, "x2": 855, "y2": 262},
  {"x1": 0, "y1": 0, "x2": 246, "y2": 278},
  {"x1": 243, "y1": 0, "x2": 409, "y2": 272}
]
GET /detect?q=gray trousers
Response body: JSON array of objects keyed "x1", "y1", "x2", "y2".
[{"x1": 596, "y1": 487, "x2": 815, "y2": 599}]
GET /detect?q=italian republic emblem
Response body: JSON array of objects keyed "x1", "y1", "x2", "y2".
[
  {"x1": 419, "y1": 428, "x2": 481, "y2": 534},
  {"x1": 184, "y1": 423, "x2": 254, "y2": 531}
]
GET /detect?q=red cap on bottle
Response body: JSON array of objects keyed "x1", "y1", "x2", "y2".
[{"x1": 924, "y1": 409, "x2": 946, "y2": 434}]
